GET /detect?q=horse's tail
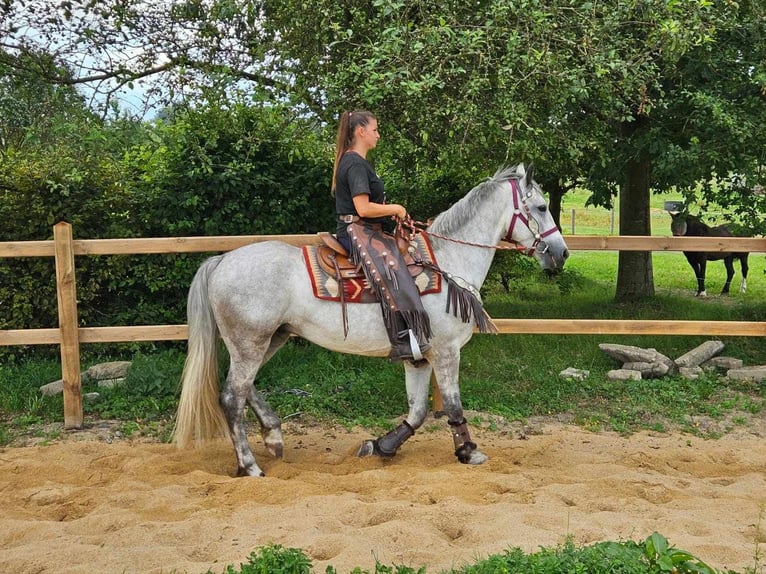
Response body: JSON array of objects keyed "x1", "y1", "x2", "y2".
[{"x1": 173, "y1": 255, "x2": 231, "y2": 448}]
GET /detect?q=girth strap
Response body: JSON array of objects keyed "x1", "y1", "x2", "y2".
[{"x1": 329, "y1": 252, "x2": 349, "y2": 337}]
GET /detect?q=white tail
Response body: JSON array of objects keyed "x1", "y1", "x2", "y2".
[{"x1": 172, "y1": 256, "x2": 231, "y2": 448}]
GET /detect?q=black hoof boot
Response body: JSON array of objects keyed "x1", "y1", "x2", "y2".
[{"x1": 357, "y1": 421, "x2": 415, "y2": 457}]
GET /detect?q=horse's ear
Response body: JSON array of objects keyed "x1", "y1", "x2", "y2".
[{"x1": 526, "y1": 163, "x2": 535, "y2": 184}]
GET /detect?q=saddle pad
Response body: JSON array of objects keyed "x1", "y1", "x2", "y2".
[{"x1": 302, "y1": 233, "x2": 442, "y2": 304}]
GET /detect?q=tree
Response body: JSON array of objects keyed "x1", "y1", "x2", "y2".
[
  {"x1": 569, "y1": 0, "x2": 766, "y2": 300},
  {"x1": 3, "y1": 0, "x2": 764, "y2": 302},
  {"x1": 262, "y1": 0, "x2": 766, "y2": 300},
  {"x1": 0, "y1": 0, "x2": 280, "y2": 116},
  {"x1": 0, "y1": 48, "x2": 93, "y2": 154}
]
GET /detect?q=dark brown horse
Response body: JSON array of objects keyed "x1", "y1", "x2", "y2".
[{"x1": 670, "y1": 213, "x2": 749, "y2": 297}]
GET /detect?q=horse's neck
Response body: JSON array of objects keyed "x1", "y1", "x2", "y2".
[
  {"x1": 691, "y1": 223, "x2": 714, "y2": 236},
  {"x1": 430, "y1": 188, "x2": 510, "y2": 290}
]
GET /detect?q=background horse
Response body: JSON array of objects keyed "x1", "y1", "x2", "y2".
[
  {"x1": 670, "y1": 212, "x2": 749, "y2": 297},
  {"x1": 173, "y1": 164, "x2": 569, "y2": 477}
]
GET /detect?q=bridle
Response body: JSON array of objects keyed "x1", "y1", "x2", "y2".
[
  {"x1": 400, "y1": 177, "x2": 559, "y2": 256},
  {"x1": 503, "y1": 177, "x2": 560, "y2": 256}
]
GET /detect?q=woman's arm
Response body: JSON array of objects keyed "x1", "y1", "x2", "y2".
[{"x1": 353, "y1": 194, "x2": 407, "y2": 219}]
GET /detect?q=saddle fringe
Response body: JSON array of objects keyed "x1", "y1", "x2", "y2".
[{"x1": 423, "y1": 262, "x2": 498, "y2": 334}]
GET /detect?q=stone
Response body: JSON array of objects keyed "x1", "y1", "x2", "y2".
[
  {"x1": 83, "y1": 361, "x2": 132, "y2": 381},
  {"x1": 599, "y1": 344, "x2": 676, "y2": 374},
  {"x1": 679, "y1": 366, "x2": 704, "y2": 380},
  {"x1": 97, "y1": 378, "x2": 126, "y2": 389},
  {"x1": 559, "y1": 367, "x2": 590, "y2": 381},
  {"x1": 674, "y1": 340, "x2": 724, "y2": 368},
  {"x1": 622, "y1": 361, "x2": 670, "y2": 379},
  {"x1": 83, "y1": 392, "x2": 101, "y2": 402},
  {"x1": 39, "y1": 379, "x2": 64, "y2": 396},
  {"x1": 40, "y1": 361, "x2": 133, "y2": 395},
  {"x1": 727, "y1": 366, "x2": 766, "y2": 383},
  {"x1": 607, "y1": 369, "x2": 642, "y2": 381},
  {"x1": 702, "y1": 356, "x2": 743, "y2": 372}
]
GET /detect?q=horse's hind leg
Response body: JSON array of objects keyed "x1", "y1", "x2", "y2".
[
  {"x1": 740, "y1": 254, "x2": 749, "y2": 293},
  {"x1": 695, "y1": 259, "x2": 708, "y2": 297},
  {"x1": 246, "y1": 388, "x2": 283, "y2": 459},
  {"x1": 357, "y1": 361, "x2": 433, "y2": 458},
  {"x1": 245, "y1": 329, "x2": 293, "y2": 460},
  {"x1": 220, "y1": 337, "x2": 275, "y2": 477},
  {"x1": 722, "y1": 257, "x2": 735, "y2": 295}
]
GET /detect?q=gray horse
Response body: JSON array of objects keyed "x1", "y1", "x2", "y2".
[{"x1": 173, "y1": 164, "x2": 569, "y2": 476}]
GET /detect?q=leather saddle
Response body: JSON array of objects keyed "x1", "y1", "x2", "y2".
[{"x1": 316, "y1": 231, "x2": 419, "y2": 279}]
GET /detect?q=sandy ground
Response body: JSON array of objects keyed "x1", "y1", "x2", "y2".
[{"x1": 1, "y1": 416, "x2": 766, "y2": 574}]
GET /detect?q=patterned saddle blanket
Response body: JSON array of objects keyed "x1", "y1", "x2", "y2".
[{"x1": 302, "y1": 232, "x2": 442, "y2": 303}]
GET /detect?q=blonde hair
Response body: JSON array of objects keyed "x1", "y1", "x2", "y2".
[{"x1": 331, "y1": 110, "x2": 376, "y2": 195}]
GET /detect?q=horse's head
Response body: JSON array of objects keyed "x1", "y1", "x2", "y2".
[
  {"x1": 670, "y1": 211, "x2": 689, "y2": 236},
  {"x1": 668, "y1": 209, "x2": 702, "y2": 237},
  {"x1": 504, "y1": 164, "x2": 569, "y2": 275}
]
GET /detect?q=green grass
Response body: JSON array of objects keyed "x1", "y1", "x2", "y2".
[{"x1": 210, "y1": 532, "x2": 732, "y2": 574}]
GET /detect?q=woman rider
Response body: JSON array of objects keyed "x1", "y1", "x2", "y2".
[{"x1": 331, "y1": 110, "x2": 431, "y2": 363}]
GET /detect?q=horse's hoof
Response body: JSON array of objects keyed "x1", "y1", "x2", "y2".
[
  {"x1": 466, "y1": 450, "x2": 489, "y2": 465},
  {"x1": 455, "y1": 443, "x2": 488, "y2": 465},
  {"x1": 263, "y1": 428, "x2": 284, "y2": 459},
  {"x1": 236, "y1": 466, "x2": 266, "y2": 477},
  {"x1": 265, "y1": 439, "x2": 283, "y2": 459},
  {"x1": 267, "y1": 444, "x2": 283, "y2": 459},
  {"x1": 357, "y1": 440, "x2": 376, "y2": 457}
]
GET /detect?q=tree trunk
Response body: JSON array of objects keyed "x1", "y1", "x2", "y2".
[
  {"x1": 615, "y1": 147, "x2": 654, "y2": 301},
  {"x1": 547, "y1": 181, "x2": 564, "y2": 231}
]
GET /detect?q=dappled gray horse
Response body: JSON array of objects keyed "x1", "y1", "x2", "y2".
[{"x1": 173, "y1": 164, "x2": 569, "y2": 476}]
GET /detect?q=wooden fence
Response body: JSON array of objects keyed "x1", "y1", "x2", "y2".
[{"x1": 2, "y1": 222, "x2": 765, "y2": 429}]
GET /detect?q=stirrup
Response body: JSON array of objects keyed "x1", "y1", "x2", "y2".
[
  {"x1": 389, "y1": 329, "x2": 430, "y2": 363},
  {"x1": 408, "y1": 329, "x2": 424, "y2": 361}
]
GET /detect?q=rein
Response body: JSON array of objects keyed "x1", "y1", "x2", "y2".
[{"x1": 398, "y1": 178, "x2": 559, "y2": 256}]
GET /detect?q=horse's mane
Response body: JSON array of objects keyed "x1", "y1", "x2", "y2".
[{"x1": 429, "y1": 166, "x2": 520, "y2": 236}]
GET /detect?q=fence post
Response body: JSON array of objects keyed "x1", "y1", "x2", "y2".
[
  {"x1": 54, "y1": 222, "x2": 83, "y2": 429},
  {"x1": 430, "y1": 372, "x2": 445, "y2": 417}
]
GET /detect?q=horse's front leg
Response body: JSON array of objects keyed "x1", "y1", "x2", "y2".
[
  {"x1": 357, "y1": 360, "x2": 432, "y2": 458},
  {"x1": 432, "y1": 346, "x2": 488, "y2": 465}
]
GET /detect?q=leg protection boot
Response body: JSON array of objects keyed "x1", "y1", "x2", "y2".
[
  {"x1": 373, "y1": 420, "x2": 415, "y2": 457},
  {"x1": 449, "y1": 418, "x2": 478, "y2": 464}
]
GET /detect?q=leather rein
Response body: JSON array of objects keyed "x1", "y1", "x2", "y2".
[{"x1": 399, "y1": 178, "x2": 559, "y2": 256}]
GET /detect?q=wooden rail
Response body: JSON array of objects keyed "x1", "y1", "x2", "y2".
[{"x1": 2, "y1": 223, "x2": 765, "y2": 428}]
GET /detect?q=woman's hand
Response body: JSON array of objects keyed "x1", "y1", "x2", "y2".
[{"x1": 391, "y1": 204, "x2": 407, "y2": 219}]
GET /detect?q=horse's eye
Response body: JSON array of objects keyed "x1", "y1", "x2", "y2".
[{"x1": 538, "y1": 205, "x2": 547, "y2": 213}]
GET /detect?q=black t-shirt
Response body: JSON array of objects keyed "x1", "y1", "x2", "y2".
[{"x1": 334, "y1": 151, "x2": 387, "y2": 241}]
